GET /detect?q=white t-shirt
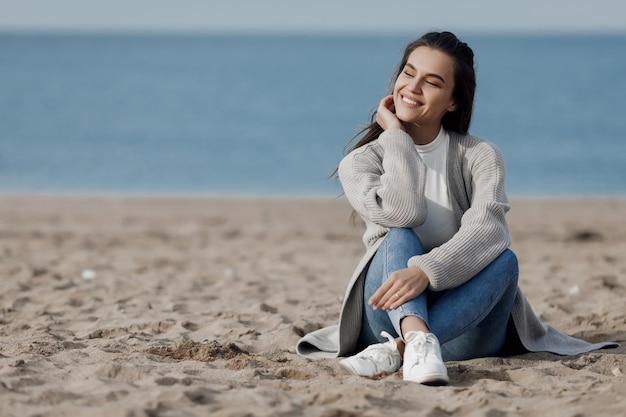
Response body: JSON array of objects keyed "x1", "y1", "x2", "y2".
[{"x1": 412, "y1": 127, "x2": 457, "y2": 252}]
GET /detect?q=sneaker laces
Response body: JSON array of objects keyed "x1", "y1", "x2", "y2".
[
  {"x1": 406, "y1": 331, "x2": 430, "y2": 363},
  {"x1": 402, "y1": 331, "x2": 448, "y2": 384},
  {"x1": 340, "y1": 331, "x2": 402, "y2": 376},
  {"x1": 358, "y1": 331, "x2": 398, "y2": 366},
  {"x1": 364, "y1": 331, "x2": 398, "y2": 366},
  {"x1": 380, "y1": 331, "x2": 397, "y2": 348}
]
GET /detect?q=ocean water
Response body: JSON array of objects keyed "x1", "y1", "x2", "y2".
[{"x1": 0, "y1": 32, "x2": 625, "y2": 196}]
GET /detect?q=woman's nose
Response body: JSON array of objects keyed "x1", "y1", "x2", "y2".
[{"x1": 408, "y1": 78, "x2": 422, "y2": 93}]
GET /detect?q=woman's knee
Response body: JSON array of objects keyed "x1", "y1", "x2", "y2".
[
  {"x1": 497, "y1": 249, "x2": 519, "y2": 287},
  {"x1": 384, "y1": 227, "x2": 424, "y2": 253}
]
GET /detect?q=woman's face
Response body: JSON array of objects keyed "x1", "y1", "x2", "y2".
[{"x1": 393, "y1": 46, "x2": 457, "y2": 129}]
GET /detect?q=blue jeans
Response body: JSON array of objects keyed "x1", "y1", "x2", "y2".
[{"x1": 357, "y1": 228, "x2": 519, "y2": 361}]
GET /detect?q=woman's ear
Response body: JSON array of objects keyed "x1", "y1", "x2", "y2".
[{"x1": 447, "y1": 102, "x2": 457, "y2": 112}]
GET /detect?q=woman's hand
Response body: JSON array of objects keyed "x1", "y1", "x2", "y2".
[
  {"x1": 368, "y1": 266, "x2": 429, "y2": 310},
  {"x1": 376, "y1": 95, "x2": 404, "y2": 131}
]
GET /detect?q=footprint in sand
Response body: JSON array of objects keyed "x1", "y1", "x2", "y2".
[
  {"x1": 184, "y1": 387, "x2": 220, "y2": 405},
  {"x1": 147, "y1": 339, "x2": 248, "y2": 362},
  {"x1": 96, "y1": 363, "x2": 144, "y2": 383},
  {"x1": 154, "y1": 376, "x2": 192, "y2": 386}
]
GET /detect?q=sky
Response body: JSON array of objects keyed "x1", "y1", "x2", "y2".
[{"x1": 1, "y1": 0, "x2": 626, "y2": 35}]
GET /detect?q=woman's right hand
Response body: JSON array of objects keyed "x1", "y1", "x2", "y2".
[{"x1": 376, "y1": 95, "x2": 404, "y2": 131}]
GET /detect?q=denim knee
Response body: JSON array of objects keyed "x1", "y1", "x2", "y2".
[
  {"x1": 384, "y1": 227, "x2": 425, "y2": 255},
  {"x1": 498, "y1": 249, "x2": 519, "y2": 287}
]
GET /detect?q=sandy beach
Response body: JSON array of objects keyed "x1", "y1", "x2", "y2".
[{"x1": 0, "y1": 195, "x2": 624, "y2": 417}]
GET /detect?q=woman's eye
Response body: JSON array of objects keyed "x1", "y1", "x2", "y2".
[{"x1": 403, "y1": 71, "x2": 413, "y2": 77}]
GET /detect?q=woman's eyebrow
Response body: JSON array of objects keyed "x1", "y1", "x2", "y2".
[{"x1": 405, "y1": 63, "x2": 447, "y2": 84}]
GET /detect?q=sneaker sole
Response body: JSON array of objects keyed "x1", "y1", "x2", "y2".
[
  {"x1": 338, "y1": 360, "x2": 362, "y2": 376},
  {"x1": 419, "y1": 375, "x2": 449, "y2": 386},
  {"x1": 339, "y1": 361, "x2": 371, "y2": 376},
  {"x1": 403, "y1": 364, "x2": 449, "y2": 385},
  {"x1": 404, "y1": 371, "x2": 449, "y2": 386},
  {"x1": 339, "y1": 359, "x2": 393, "y2": 377}
]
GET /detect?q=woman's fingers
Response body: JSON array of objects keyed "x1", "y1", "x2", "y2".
[
  {"x1": 368, "y1": 278, "x2": 393, "y2": 310},
  {"x1": 369, "y1": 267, "x2": 428, "y2": 310},
  {"x1": 382, "y1": 284, "x2": 413, "y2": 310},
  {"x1": 383, "y1": 291, "x2": 402, "y2": 311},
  {"x1": 376, "y1": 95, "x2": 403, "y2": 131},
  {"x1": 369, "y1": 274, "x2": 405, "y2": 310},
  {"x1": 372, "y1": 285, "x2": 405, "y2": 311}
]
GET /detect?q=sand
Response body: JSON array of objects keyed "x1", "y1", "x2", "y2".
[{"x1": 0, "y1": 195, "x2": 624, "y2": 417}]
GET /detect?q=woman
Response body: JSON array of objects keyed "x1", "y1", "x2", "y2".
[{"x1": 296, "y1": 31, "x2": 616, "y2": 385}]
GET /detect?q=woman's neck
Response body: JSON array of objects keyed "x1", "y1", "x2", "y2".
[{"x1": 404, "y1": 122, "x2": 442, "y2": 146}]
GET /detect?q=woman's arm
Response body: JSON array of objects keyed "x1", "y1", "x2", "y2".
[{"x1": 338, "y1": 128, "x2": 428, "y2": 228}]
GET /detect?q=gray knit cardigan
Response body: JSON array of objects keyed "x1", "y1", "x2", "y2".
[{"x1": 296, "y1": 128, "x2": 617, "y2": 359}]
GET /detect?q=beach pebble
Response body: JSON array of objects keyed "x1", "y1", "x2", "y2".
[
  {"x1": 81, "y1": 269, "x2": 97, "y2": 280},
  {"x1": 612, "y1": 367, "x2": 622, "y2": 377},
  {"x1": 568, "y1": 285, "x2": 580, "y2": 295}
]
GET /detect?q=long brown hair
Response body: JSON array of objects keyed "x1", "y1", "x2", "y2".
[{"x1": 344, "y1": 31, "x2": 476, "y2": 155}]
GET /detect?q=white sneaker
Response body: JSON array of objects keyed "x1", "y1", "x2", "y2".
[
  {"x1": 339, "y1": 331, "x2": 402, "y2": 377},
  {"x1": 402, "y1": 331, "x2": 449, "y2": 385}
]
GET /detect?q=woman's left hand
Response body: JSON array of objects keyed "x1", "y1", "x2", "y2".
[{"x1": 368, "y1": 266, "x2": 430, "y2": 311}]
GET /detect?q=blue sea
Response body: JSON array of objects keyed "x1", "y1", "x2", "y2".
[{"x1": 1, "y1": 32, "x2": 625, "y2": 197}]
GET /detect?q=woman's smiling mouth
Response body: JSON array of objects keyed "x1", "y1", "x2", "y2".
[{"x1": 401, "y1": 95, "x2": 419, "y2": 107}]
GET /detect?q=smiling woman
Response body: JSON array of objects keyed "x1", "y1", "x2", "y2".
[
  {"x1": 391, "y1": 47, "x2": 458, "y2": 144},
  {"x1": 296, "y1": 31, "x2": 618, "y2": 386},
  {"x1": 344, "y1": 32, "x2": 476, "y2": 155}
]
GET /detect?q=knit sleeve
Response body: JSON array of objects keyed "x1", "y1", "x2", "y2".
[
  {"x1": 408, "y1": 140, "x2": 511, "y2": 290},
  {"x1": 338, "y1": 128, "x2": 427, "y2": 228}
]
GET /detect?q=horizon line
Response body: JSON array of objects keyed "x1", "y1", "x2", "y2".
[{"x1": 2, "y1": 27, "x2": 626, "y2": 37}]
